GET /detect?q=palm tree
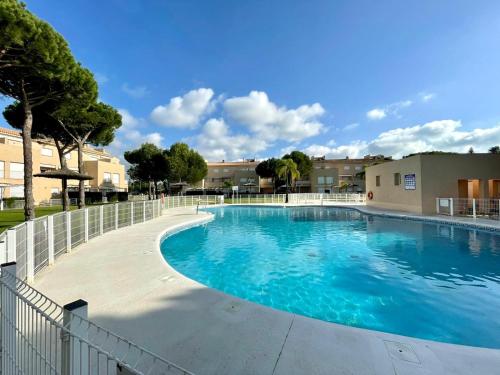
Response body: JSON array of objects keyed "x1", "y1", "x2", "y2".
[{"x1": 276, "y1": 158, "x2": 300, "y2": 192}]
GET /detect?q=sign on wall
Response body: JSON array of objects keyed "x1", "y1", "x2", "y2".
[{"x1": 404, "y1": 174, "x2": 416, "y2": 190}]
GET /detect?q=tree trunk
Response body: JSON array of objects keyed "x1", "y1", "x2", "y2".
[
  {"x1": 148, "y1": 181, "x2": 152, "y2": 200},
  {"x1": 153, "y1": 181, "x2": 158, "y2": 199},
  {"x1": 77, "y1": 141, "x2": 85, "y2": 209},
  {"x1": 54, "y1": 140, "x2": 70, "y2": 211},
  {"x1": 22, "y1": 103, "x2": 35, "y2": 220}
]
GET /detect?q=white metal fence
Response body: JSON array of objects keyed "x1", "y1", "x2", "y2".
[
  {"x1": 0, "y1": 200, "x2": 162, "y2": 283},
  {"x1": 288, "y1": 193, "x2": 366, "y2": 205},
  {"x1": 163, "y1": 195, "x2": 222, "y2": 208},
  {"x1": 436, "y1": 198, "x2": 500, "y2": 220},
  {"x1": 0, "y1": 264, "x2": 193, "y2": 375},
  {"x1": 223, "y1": 194, "x2": 286, "y2": 205}
]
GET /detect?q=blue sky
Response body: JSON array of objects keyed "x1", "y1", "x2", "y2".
[{"x1": 5, "y1": 0, "x2": 500, "y2": 160}]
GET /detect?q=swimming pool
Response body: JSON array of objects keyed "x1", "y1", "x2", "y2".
[{"x1": 160, "y1": 206, "x2": 500, "y2": 348}]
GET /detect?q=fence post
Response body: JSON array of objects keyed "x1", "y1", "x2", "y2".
[
  {"x1": 115, "y1": 203, "x2": 119, "y2": 230},
  {"x1": 320, "y1": 194, "x2": 324, "y2": 206},
  {"x1": 6, "y1": 229, "x2": 16, "y2": 263},
  {"x1": 449, "y1": 198, "x2": 454, "y2": 216},
  {"x1": 1, "y1": 262, "x2": 17, "y2": 374},
  {"x1": 498, "y1": 199, "x2": 500, "y2": 221},
  {"x1": 47, "y1": 215, "x2": 55, "y2": 265},
  {"x1": 436, "y1": 198, "x2": 439, "y2": 214},
  {"x1": 66, "y1": 211, "x2": 72, "y2": 253},
  {"x1": 472, "y1": 198, "x2": 476, "y2": 219},
  {"x1": 130, "y1": 202, "x2": 134, "y2": 225},
  {"x1": 84, "y1": 208, "x2": 89, "y2": 243},
  {"x1": 143, "y1": 201, "x2": 146, "y2": 222},
  {"x1": 26, "y1": 221, "x2": 34, "y2": 283},
  {"x1": 62, "y1": 299, "x2": 89, "y2": 375},
  {"x1": 99, "y1": 205, "x2": 104, "y2": 235}
]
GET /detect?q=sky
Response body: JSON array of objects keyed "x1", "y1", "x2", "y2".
[{"x1": 4, "y1": 0, "x2": 500, "y2": 161}]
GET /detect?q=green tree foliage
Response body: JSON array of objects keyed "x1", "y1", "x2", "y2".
[
  {"x1": 488, "y1": 146, "x2": 499, "y2": 154},
  {"x1": 276, "y1": 158, "x2": 300, "y2": 192},
  {"x1": 255, "y1": 158, "x2": 280, "y2": 192},
  {"x1": 124, "y1": 143, "x2": 169, "y2": 199},
  {"x1": 166, "y1": 143, "x2": 207, "y2": 184},
  {"x1": 0, "y1": 0, "x2": 78, "y2": 219},
  {"x1": 56, "y1": 88, "x2": 122, "y2": 208},
  {"x1": 282, "y1": 151, "x2": 312, "y2": 179}
]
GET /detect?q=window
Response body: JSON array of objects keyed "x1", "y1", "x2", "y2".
[
  {"x1": 40, "y1": 164, "x2": 56, "y2": 173},
  {"x1": 112, "y1": 173, "x2": 120, "y2": 184},
  {"x1": 223, "y1": 168, "x2": 229, "y2": 173},
  {"x1": 376, "y1": 175, "x2": 381, "y2": 187},
  {"x1": 213, "y1": 169, "x2": 219, "y2": 173},
  {"x1": 10, "y1": 162, "x2": 24, "y2": 179},
  {"x1": 0, "y1": 161, "x2": 4, "y2": 178},
  {"x1": 41, "y1": 147, "x2": 53, "y2": 157},
  {"x1": 344, "y1": 166, "x2": 350, "y2": 170},
  {"x1": 103, "y1": 172, "x2": 111, "y2": 182},
  {"x1": 317, "y1": 176, "x2": 325, "y2": 184},
  {"x1": 326, "y1": 176, "x2": 334, "y2": 184},
  {"x1": 394, "y1": 173, "x2": 401, "y2": 186},
  {"x1": 10, "y1": 185, "x2": 24, "y2": 198},
  {"x1": 355, "y1": 166, "x2": 362, "y2": 171},
  {"x1": 239, "y1": 178, "x2": 247, "y2": 183}
]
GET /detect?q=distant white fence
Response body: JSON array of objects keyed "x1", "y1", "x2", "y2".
[
  {"x1": 436, "y1": 198, "x2": 500, "y2": 220},
  {"x1": 223, "y1": 194, "x2": 287, "y2": 205},
  {"x1": 288, "y1": 193, "x2": 366, "y2": 205},
  {"x1": 164, "y1": 195, "x2": 223, "y2": 208}
]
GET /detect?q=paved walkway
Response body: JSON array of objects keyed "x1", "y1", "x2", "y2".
[{"x1": 34, "y1": 207, "x2": 500, "y2": 375}]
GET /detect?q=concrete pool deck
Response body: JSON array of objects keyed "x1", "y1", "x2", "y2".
[{"x1": 33, "y1": 206, "x2": 500, "y2": 375}]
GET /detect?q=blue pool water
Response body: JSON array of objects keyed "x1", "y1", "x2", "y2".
[{"x1": 160, "y1": 206, "x2": 500, "y2": 348}]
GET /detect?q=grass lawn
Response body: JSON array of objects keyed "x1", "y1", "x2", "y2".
[{"x1": 0, "y1": 206, "x2": 77, "y2": 233}]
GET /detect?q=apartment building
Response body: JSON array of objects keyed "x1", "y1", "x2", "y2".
[
  {"x1": 199, "y1": 155, "x2": 391, "y2": 193},
  {"x1": 201, "y1": 160, "x2": 261, "y2": 193},
  {"x1": 0, "y1": 127, "x2": 128, "y2": 204}
]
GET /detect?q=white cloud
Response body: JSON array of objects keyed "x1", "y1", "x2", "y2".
[
  {"x1": 366, "y1": 100, "x2": 412, "y2": 120},
  {"x1": 366, "y1": 108, "x2": 386, "y2": 120},
  {"x1": 299, "y1": 120, "x2": 500, "y2": 159},
  {"x1": 195, "y1": 118, "x2": 268, "y2": 161},
  {"x1": 109, "y1": 109, "x2": 164, "y2": 161},
  {"x1": 224, "y1": 91, "x2": 325, "y2": 142},
  {"x1": 343, "y1": 123, "x2": 359, "y2": 131},
  {"x1": 150, "y1": 88, "x2": 215, "y2": 129},
  {"x1": 420, "y1": 92, "x2": 436, "y2": 102},
  {"x1": 121, "y1": 83, "x2": 149, "y2": 98},
  {"x1": 118, "y1": 108, "x2": 142, "y2": 128}
]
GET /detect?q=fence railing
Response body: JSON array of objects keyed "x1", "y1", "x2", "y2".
[
  {"x1": 0, "y1": 200, "x2": 162, "y2": 283},
  {"x1": 163, "y1": 195, "x2": 223, "y2": 209},
  {"x1": 436, "y1": 198, "x2": 500, "y2": 220},
  {"x1": 288, "y1": 193, "x2": 366, "y2": 205},
  {"x1": 224, "y1": 194, "x2": 286, "y2": 205},
  {"x1": 0, "y1": 263, "x2": 193, "y2": 375}
]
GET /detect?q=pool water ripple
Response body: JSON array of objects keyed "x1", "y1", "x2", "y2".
[{"x1": 160, "y1": 206, "x2": 500, "y2": 348}]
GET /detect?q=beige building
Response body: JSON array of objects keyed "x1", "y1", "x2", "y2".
[
  {"x1": 365, "y1": 153, "x2": 500, "y2": 214},
  {"x1": 201, "y1": 160, "x2": 261, "y2": 193},
  {"x1": 0, "y1": 127, "x2": 128, "y2": 204},
  {"x1": 198, "y1": 155, "x2": 390, "y2": 194}
]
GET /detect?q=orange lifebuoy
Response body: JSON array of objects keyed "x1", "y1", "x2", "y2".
[{"x1": 367, "y1": 191, "x2": 374, "y2": 200}]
